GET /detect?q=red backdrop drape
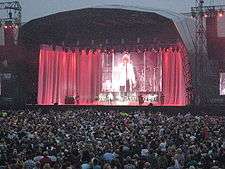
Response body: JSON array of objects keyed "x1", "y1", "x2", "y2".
[
  {"x1": 38, "y1": 45, "x2": 102, "y2": 105},
  {"x1": 38, "y1": 45, "x2": 188, "y2": 105},
  {"x1": 162, "y1": 48, "x2": 187, "y2": 105}
]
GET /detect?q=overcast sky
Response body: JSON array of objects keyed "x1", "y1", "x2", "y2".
[{"x1": 2, "y1": 0, "x2": 225, "y2": 22}]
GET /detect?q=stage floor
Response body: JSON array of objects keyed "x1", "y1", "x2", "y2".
[
  {"x1": 37, "y1": 101, "x2": 185, "y2": 107},
  {"x1": 78, "y1": 101, "x2": 159, "y2": 106}
]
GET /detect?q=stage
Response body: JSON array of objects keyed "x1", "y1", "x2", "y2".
[
  {"x1": 16, "y1": 7, "x2": 197, "y2": 107},
  {"x1": 37, "y1": 44, "x2": 188, "y2": 106}
]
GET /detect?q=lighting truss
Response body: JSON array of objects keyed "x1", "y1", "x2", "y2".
[
  {"x1": 0, "y1": 1, "x2": 22, "y2": 26},
  {"x1": 191, "y1": 4, "x2": 225, "y2": 18}
]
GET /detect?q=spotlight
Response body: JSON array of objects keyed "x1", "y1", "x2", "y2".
[
  {"x1": 204, "y1": 13, "x2": 209, "y2": 18},
  {"x1": 4, "y1": 21, "x2": 13, "y2": 29},
  {"x1": 218, "y1": 13, "x2": 223, "y2": 17},
  {"x1": 218, "y1": 9, "x2": 224, "y2": 17}
]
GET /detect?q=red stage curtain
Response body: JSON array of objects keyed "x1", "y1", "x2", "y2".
[
  {"x1": 162, "y1": 48, "x2": 187, "y2": 105},
  {"x1": 145, "y1": 50, "x2": 162, "y2": 92},
  {"x1": 77, "y1": 49, "x2": 102, "y2": 104},
  {"x1": 38, "y1": 45, "x2": 77, "y2": 104},
  {"x1": 38, "y1": 45, "x2": 188, "y2": 105},
  {"x1": 38, "y1": 45, "x2": 102, "y2": 105}
]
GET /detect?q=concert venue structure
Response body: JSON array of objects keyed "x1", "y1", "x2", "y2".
[
  {"x1": 2, "y1": 4, "x2": 223, "y2": 107},
  {"x1": 18, "y1": 5, "x2": 204, "y2": 106}
]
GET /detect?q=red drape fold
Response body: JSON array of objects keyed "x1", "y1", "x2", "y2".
[
  {"x1": 38, "y1": 45, "x2": 77, "y2": 105},
  {"x1": 162, "y1": 48, "x2": 187, "y2": 105}
]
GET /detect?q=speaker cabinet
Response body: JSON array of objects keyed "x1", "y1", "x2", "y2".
[{"x1": 65, "y1": 96, "x2": 75, "y2": 104}]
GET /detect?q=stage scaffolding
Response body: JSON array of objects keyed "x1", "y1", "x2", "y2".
[
  {"x1": 0, "y1": 1, "x2": 21, "y2": 25},
  {"x1": 190, "y1": 0, "x2": 224, "y2": 105}
]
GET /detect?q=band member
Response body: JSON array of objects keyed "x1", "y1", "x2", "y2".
[
  {"x1": 118, "y1": 53, "x2": 136, "y2": 92},
  {"x1": 75, "y1": 93, "x2": 80, "y2": 105},
  {"x1": 138, "y1": 94, "x2": 144, "y2": 105},
  {"x1": 108, "y1": 92, "x2": 114, "y2": 105},
  {"x1": 220, "y1": 74, "x2": 225, "y2": 95},
  {"x1": 160, "y1": 93, "x2": 164, "y2": 105}
]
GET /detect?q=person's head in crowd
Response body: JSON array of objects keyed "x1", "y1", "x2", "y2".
[
  {"x1": 189, "y1": 166, "x2": 195, "y2": 169},
  {"x1": 43, "y1": 163, "x2": 51, "y2": 169},
  {"x1": 143, "y1": 162, "x2": 151, "y2": 169},
  {"x1": 92, "y1": 158, "x2": 101, "y2": 169},
  {"x1": 103, "y1": 163, "x2": 112, "y2": 169}
]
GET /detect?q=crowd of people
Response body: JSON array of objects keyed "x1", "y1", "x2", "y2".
[{"x1": 0, "y1": 108, "x2": 225, "y2": 169}]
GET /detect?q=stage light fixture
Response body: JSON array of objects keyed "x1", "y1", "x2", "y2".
[
  {"x1": 204, "y1": 12, "x2": 209, "y2": 18},
  {"x1": 76, "y1": 40, "x2": 79, "y2": 46},
  {"x1": 121, "y1": 38, "x2": 125, "y2": 44},
  {"x1": 218, "y1": 9, "x2": 224, "y2": 17},
  {"x1": 86, "y1": 48, "x2": 90, "y2": 55},
  {"x1": 92, "y1": 48, "x2": 96, "y2": 53},
  {"x1": 137, "y1": 37, "x2": 140, "y2": 43},
  {"x1": 3, "y1": 21, "x2": 13, "y2": 29},
  {"x1": 218, "y1": 12, "x2": 223, "y2": 17}
]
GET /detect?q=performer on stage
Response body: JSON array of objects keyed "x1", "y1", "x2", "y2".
[
  {"x1": 75, "y1": 92, "x2": 80, "y2": 105},
  {"x1": 118, "y1": 53, "x2": 136, "y2": 93},
  {"x1": 138, "y1": 94, "x2": 144, "y2": 105},
  {"x1": 220, "y1": 74, "x2": 225, "y2": 95},
  {"x1": 108, "y1": 92, "x2": 114, "y2": 105}
]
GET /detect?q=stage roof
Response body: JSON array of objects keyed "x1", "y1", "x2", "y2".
[{"x1": 20, "y1": 5, "x2": 196, "y2": 53}]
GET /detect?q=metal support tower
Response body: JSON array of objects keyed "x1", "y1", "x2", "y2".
[
  {"x1": 191, "y1": 0, "x2": 225, "y2": 105},
  {"x1": 0, "y1": 1, "x2": 22, "y2": 25},
  {"x1": 190, "y1": 0, "x2": 208, "y2": 105}
]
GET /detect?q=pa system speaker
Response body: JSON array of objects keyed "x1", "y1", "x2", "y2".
[{"x1": 65, "y1": 96, "x2": 75, "y2": 104}]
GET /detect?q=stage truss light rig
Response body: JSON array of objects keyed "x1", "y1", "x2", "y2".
[{"x1": 0, "y1": 1, "x2": 22, "y2": 26}]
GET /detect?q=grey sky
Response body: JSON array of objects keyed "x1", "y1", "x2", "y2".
[{"x1": 2, "y1": 0, "x2": 225, "y2": 22}]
